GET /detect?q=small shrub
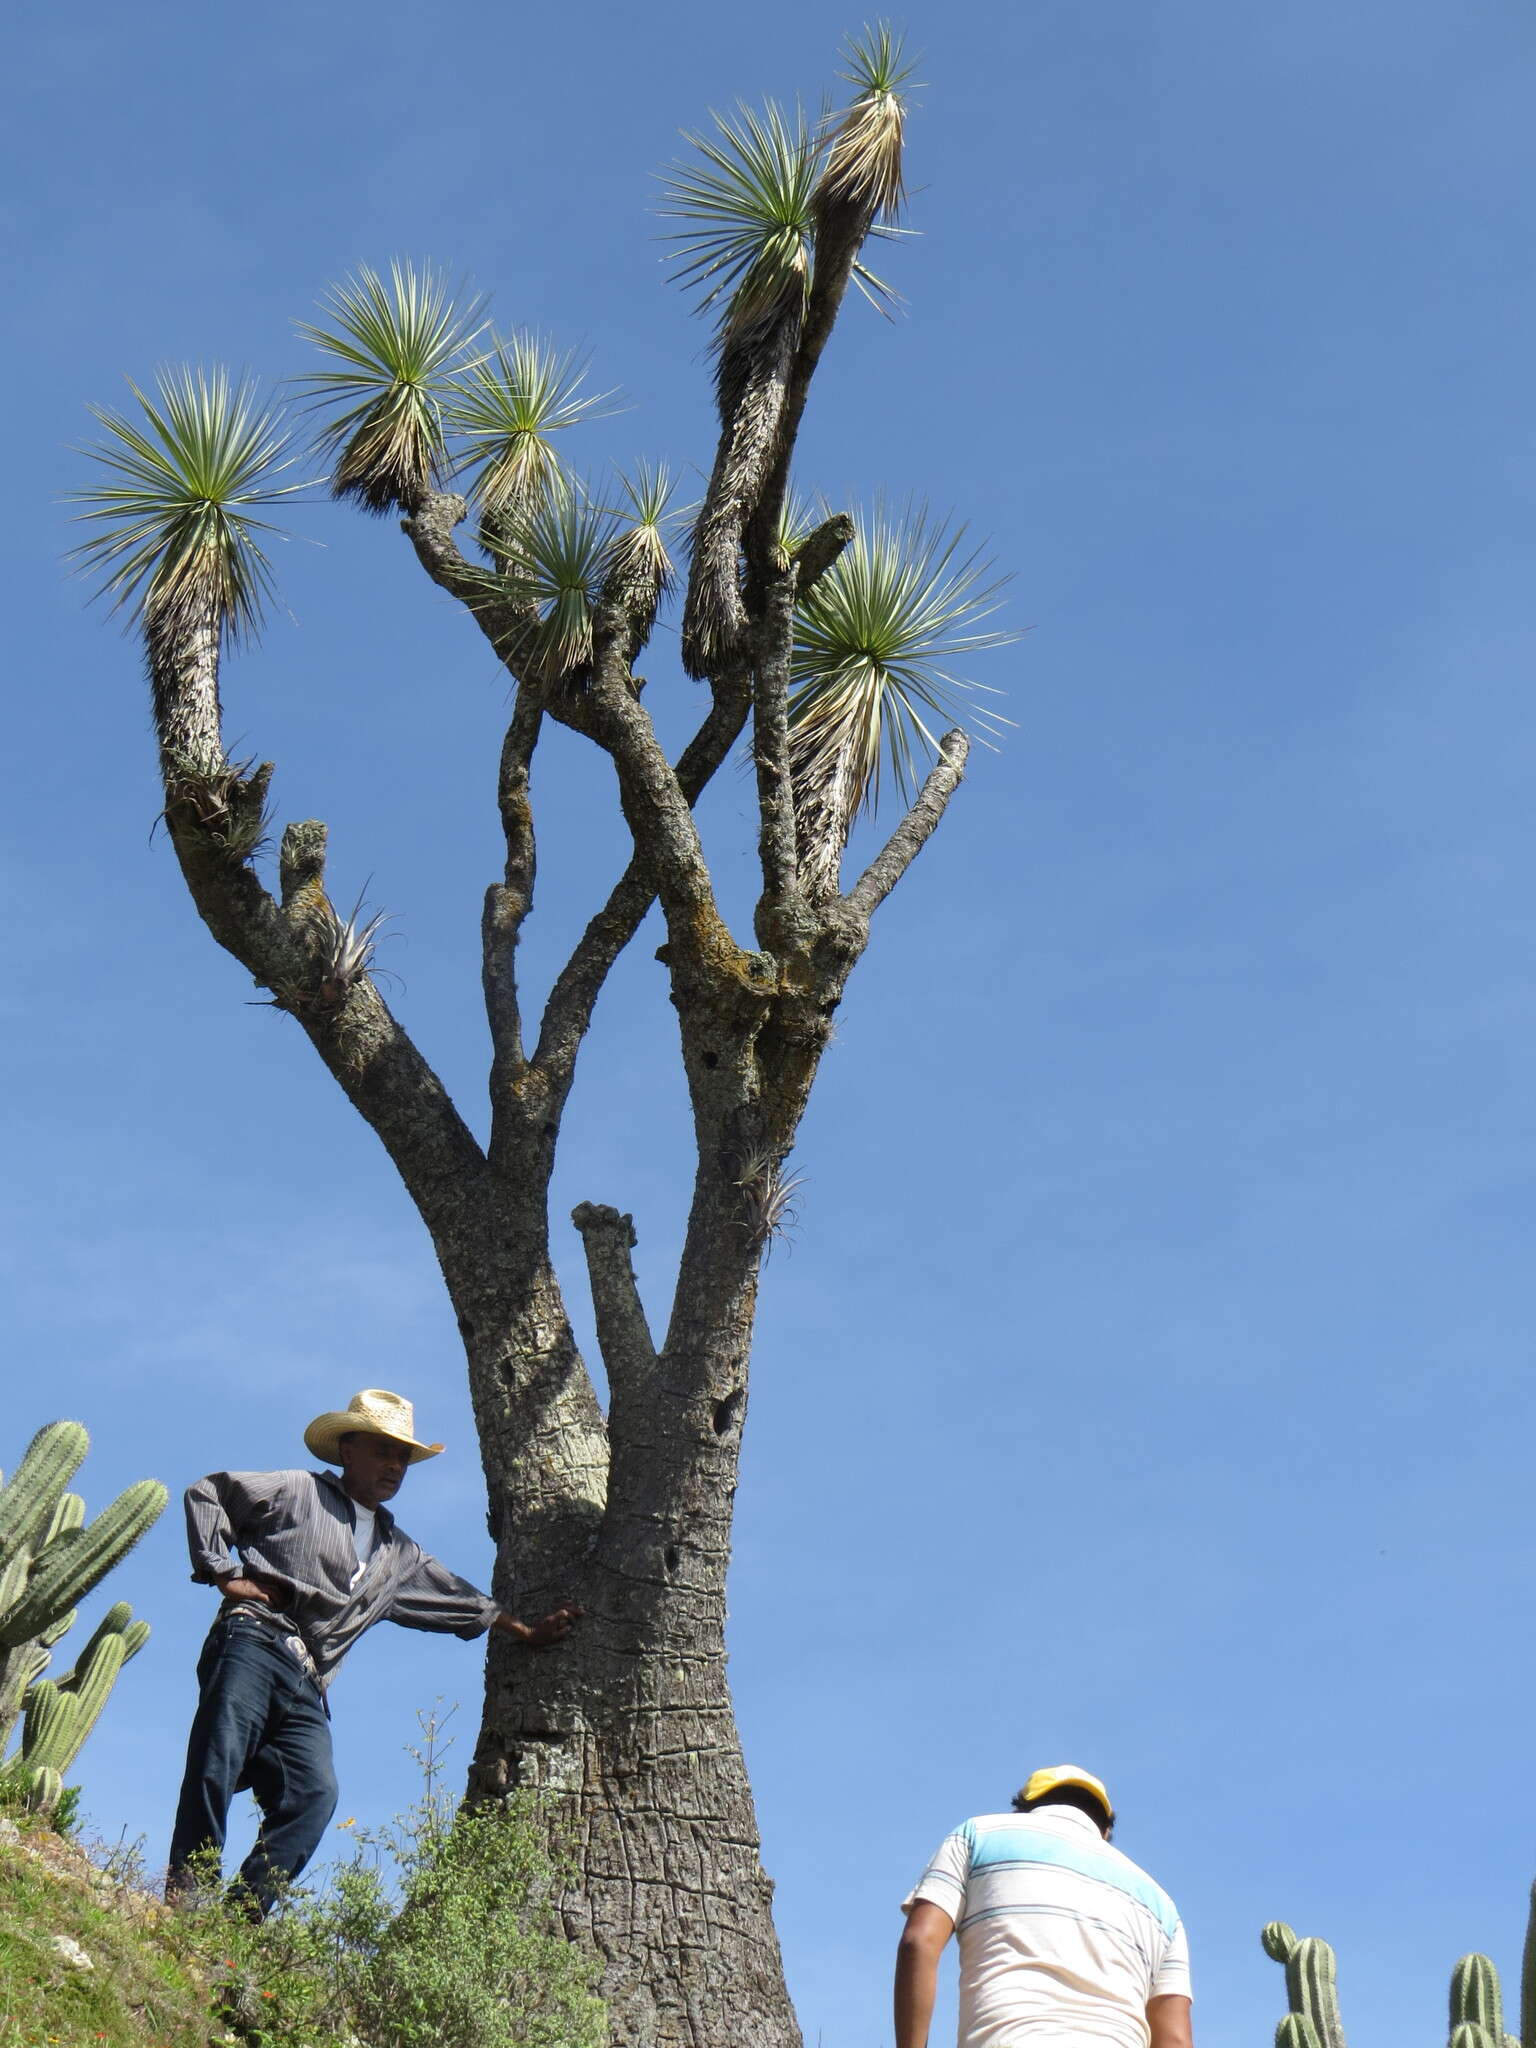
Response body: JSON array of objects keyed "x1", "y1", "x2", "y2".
[
  {"x1": 160, "y1": 1708, "x2": 605, "y2": 2048},
  {"x1": 352, "y1": 1796, "x2": 606, "y2": 2048}
]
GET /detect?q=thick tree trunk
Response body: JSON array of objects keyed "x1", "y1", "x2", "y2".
[
  {"x1": 471, "y1": 1580, "x2": 796, "y2": 2048},
  {"x1": 448, "y1": 1180, "x2": 800, "y2": 2048}
]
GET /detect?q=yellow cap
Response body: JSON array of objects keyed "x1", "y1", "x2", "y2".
[{"x1": 1019, "y1": 1764, "x2": 1114, "y2": 1822}]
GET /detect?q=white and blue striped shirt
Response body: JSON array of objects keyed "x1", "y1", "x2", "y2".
[{"x1": 904, "y1": 1804, "x2": 1191, "y2": 2048}]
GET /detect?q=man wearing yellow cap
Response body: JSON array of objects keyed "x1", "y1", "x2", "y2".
[
  {"x1": 166, "y1": 1390, "x2": 577, "y2": 1915},
  {"x1": 896, "y1": 1766, "x2": 1193, "y2": 2048}
]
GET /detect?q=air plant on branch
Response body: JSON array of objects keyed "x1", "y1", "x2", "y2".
[
  {"x1": 68, "y1": 368, "x2": 310, "y2": 773},
  {"x1": 787, "y1": 500, "x2": 1015, "y2": 900},
  {"x1": 297, "y1": 261, "x2": 486, "y2": 515},
  {"x1": 445, "y1": 332, "x2": 617, "y2": 561},
  {"x1": 308, "y1": 890, "x2": 395, "y2": 1011},
  {"x1": 732, "y1": 1146, "x2": 806, "y2": 1256}
]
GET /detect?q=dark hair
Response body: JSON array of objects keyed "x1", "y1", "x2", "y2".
[{"x1": 1011, "y1": 1785, "x2": 1113, "y2": 1838}]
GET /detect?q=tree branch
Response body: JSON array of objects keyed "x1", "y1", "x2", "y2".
[
  {"x1": 845, "y1": 730, "x2": 970, "y2": 920},
  {"x1": 681, "y1": 315, "x2": 801, "y2": 679},
  {"x1": 746, "y1": 194, "x2": 884, "y2": 576},
  {"x1": 401, "y1": 492, "x2": 543, "y2": 681},
  {"x1": 750, "y1": 564, "x2": 805, "y2": 946},
  {"x1": 793, "y1": 512, "x2": 855, "y2": 599},
  {"x1": 164, "y1": 793, "x2": 491, "y2": 1248},
  {"x1": 531, "y1": 668, "x2": 753, "y2": 1105},
  {"x1": 484, "y1": 690, "x2": 543, "y2": 1137},
  {"x1": 571, "y1": 1202, "x2": 657, "y2": 1400}
]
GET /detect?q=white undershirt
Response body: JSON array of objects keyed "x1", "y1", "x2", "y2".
[{"x1": 349, "y1": 1502, "x2": 379, "y2": 1589}]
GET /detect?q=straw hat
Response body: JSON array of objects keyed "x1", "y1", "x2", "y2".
[{"x1": 303, "y1": 1389, "x2": 444, "y2": 1466}]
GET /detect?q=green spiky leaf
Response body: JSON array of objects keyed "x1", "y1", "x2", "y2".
[
  {"x1": 494, "y1": 485, "x2": 621, "y2": 675},
  {"x1": 660, "y1": 100, "x2": 820, "y2": 344},
  {"x1": 297, "y1": 261, "x2": 486, "y2": 514},
  {"x1": 819, "y1": 22, "x2": 920, "y2": 221},
  {"x1": 790, "y1": 499, "x2": 1013, "y2": 805},
  {"x1": 68, "y1": 369, "x2": 307, "y2": 645},
  {"x1": 787, "y1": 501, "x2": 1014, "y2": 894},
  {"x1": 604, "y1": 460, "x2": 687, "y2": 599},
  {"x1": 445, "y1": 333, "x2": 616, "y2": 527}
]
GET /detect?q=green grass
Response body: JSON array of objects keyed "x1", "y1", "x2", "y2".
[{"x1": 0, "y1": 1825, "x2": 210, "y2": 2048}]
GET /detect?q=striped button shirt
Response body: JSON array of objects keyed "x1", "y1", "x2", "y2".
[
  {"x1": 185, "y1": 1468, "x2": 500, "y2": 1691},
  {"x1": 904, "y1": 1805, "x2": 1192, "y2": 2048}
]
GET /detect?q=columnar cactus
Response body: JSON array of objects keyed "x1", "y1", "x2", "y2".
[
  {"x1": 0, "y1": 1422, "x2": 165, "y2": 1819},
  {"x1": 1453, "y1": 1954, "x2": 1506, "y2": 2047},
  {"x1": 1265, "y1": 1885, "x2": 1536, "y2": 2048},
  {"x1": 1263, "y1": 1923, "x2": 1347, "y2": 2048}
]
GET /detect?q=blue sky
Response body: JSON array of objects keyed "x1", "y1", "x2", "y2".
[{"x1": 6, "y1": 3, "x2": 1536, "y2": 2044}]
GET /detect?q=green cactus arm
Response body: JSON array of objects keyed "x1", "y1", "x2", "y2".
[
  {"x1": 1520, "y1": 1881, "x2": 1536, "y2": 2048},
  {"x1": 0, "y1": 1479, "x2": 167, "y2": 1648},
  {"x1": 1452, "y1": 1956, "x2": 1506, "y2": 2046},
  {"x1": 50, "y1": 1630, "x2": 126, "y2": 1773},
  {"x1": 54, "y1": 1601, "x2": 131, "y2": 1686},
  {"x1": 0, "y1": 1424, "x2": 89, "y2": 1568},
  {"x1": 19, "y1": 1679, "x2": 78, "y2": 1771},
  {"x1": 1278, "y1": 2015, "x2": 1326, "y2": 2048},
  {"x1": 1264, "y1": 1923, "x2": 1302, "y2": 1965},
  {"x1": 0, "y1": 1643, "x2": 52, "y2": 1755},
  {"x1": 44, "y1": 1494, "x2": 85, "y2": 1547},
  {"x1": 0, "y1": 1550, "x2": 30, "y2": 1619},
  {"x1": 18, "y1": 1763, "x2": 63, "y2": 1817},
  {"x1": 1288, "y1": 1937, "x2": 1348, "y2": 2048},
  {"x1": 1450, "y1": 2026, "x2": 1498, "y2": 2048},
  {"x1": 39, "y1": 1609, "x2": 77, "y2": 1649}
]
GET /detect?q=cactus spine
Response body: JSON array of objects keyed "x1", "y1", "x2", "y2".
[{"x1": 0, "y1": 1423, "x2": 164, "y2": 1820}]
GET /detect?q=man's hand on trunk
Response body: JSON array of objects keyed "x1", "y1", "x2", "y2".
[{"x1": 495, "y1": 1604, "x2": 582, "y2": 1648}]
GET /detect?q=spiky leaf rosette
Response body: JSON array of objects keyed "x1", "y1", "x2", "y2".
[
  {"x1": 69, "y1": 369, "x2": 307, "y2": 772},
  {"x1": 69, "y1": 369, "x2": 303, "y2": 652},
  {"x1": 661, "y1": 99, "x2": 819, "y2": 420},
  {"x1": 446, "y1": 334, "x2": 616, "y2": 557},
  {"x1": 297, "y1": 261, "x2": 485, "y2": 515},
  {"x1": 600, "y1": 462, "x2": 686, "y2": 638},
  {"x1": 816, "y1": 22, "x2": 918, "y2": 222},
  {"x1": 787, "y1": 502, "x2": 1013, "y2": 899},
  {"x1": 493, "y1": 484, "x2": 621, "y2": 680},
  {"x1": 661, "y1": 97, "x2": 899, "y2": 423}
]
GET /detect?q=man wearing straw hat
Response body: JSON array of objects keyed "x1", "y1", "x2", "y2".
[
  {"x1": 166, "y1": 1388, "x2": 577, "y2": 1914},
  {"x1": 895, "y1": 1766, "x2": 1194, "y2": 2048}
]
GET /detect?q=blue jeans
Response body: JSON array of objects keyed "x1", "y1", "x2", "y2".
[{"x1": 167, "y1": 1611, "x2": 337, "y2": 1914}]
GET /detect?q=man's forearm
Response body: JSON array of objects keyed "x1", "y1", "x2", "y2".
[{"x1": 894, "y1": 1941, "x2": 940, "y2": 2048}]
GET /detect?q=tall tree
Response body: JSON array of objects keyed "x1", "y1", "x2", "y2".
[{"x1": 72, "y1": 30, "x2": 1010, "y2": 2047}]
